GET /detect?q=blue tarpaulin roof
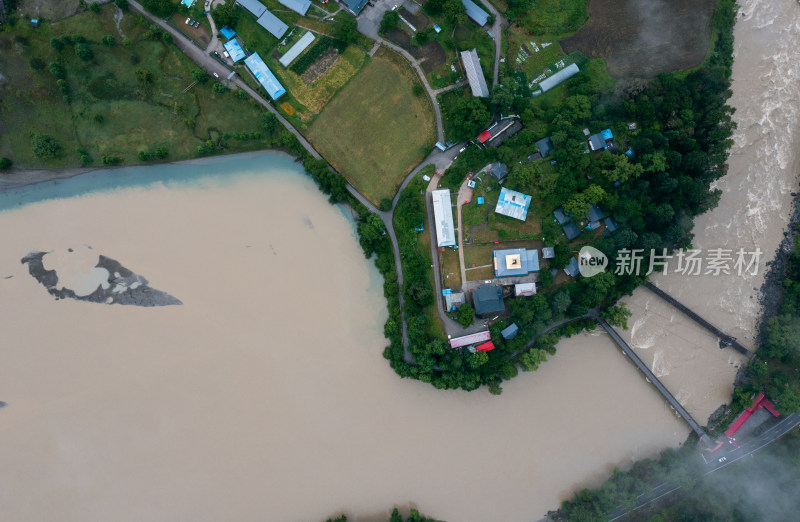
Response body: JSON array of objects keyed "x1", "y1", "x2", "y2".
[
  {"x1": 181, "y1": 0, "x2": 196, "y2": 7},
  {"x1": 601, "y1": 128, "x2": 614, "y2": 140},
  {"x1": 224, "y1": 39, "x2": 246, "y2": 62},
  {"x1": 495, "y1": 187, "x2": 531, "y2": 221},
  {"x1": 244, "y1": 52, "x2": 286, "y2": 100},
  {"x1": 220, "y1": 26, "x2": 237, "y2": 39}
]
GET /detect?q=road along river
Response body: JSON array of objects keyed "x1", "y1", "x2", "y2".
[{"x1": 0, "y1": 152, "x2": 687, "y2": 521}]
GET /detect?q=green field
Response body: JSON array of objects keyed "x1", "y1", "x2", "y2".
[
  {"x1": 307, "y1": 48, "x2": 435, "y2": 204},
  {"x1": 0, "y1": 8, "x2": 276, "y2": 167}
]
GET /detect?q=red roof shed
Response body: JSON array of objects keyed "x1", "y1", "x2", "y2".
[{"x1": 476, "y1": 341, "x2": 495, "y2": 352}]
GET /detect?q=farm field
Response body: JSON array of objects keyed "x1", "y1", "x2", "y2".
[
  {"x1": 307, "y1": 48, "x2": 435, "y2": 204},
  {"x1": 560, "y1": 0, "x2": 716, "y2": 78},
  {"x1": 0, "y1": 8, "x2": 274, "y2": 167}
]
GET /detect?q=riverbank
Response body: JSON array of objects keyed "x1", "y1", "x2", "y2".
[{"x1": 0, "y1": 149, "x2": 297, "y2": 194}]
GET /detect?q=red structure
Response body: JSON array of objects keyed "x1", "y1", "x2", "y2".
[
  {"x1": 724, "y1": 393, "x2": 780, "y2": 438},
  {"x1": 475, "y1": 341, "x2": 495, "y2": 352},
  {"x1": 478, "y1": 130, "x2": 491, "y2": 143}
]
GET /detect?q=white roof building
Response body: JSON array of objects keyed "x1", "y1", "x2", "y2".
[
  {"x1": 460, "y1": 49, "x2": 489, "y2": 98},
  {"x1": 431, "y1": 189, "x2": 456, "y2": 247}
]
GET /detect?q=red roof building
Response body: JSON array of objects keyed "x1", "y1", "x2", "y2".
[
  {"x1": 476, "y1": 341, "x2": 495, "y2": 352},
  {"x1": 478, "y1": 130, "x2": 491, "y2": 143}
]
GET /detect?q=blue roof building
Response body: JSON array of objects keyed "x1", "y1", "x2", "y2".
[
  {"x1": 493, "y1": 248, "x2": 540, "y2": 277},
  {"x1": 589, "y1": 133, "x2": 606, "y2": 151},
  {"x1": 277, "y1": 0, "x2": 311, "y2": 15},
  {"x1": 601, "y1": 128, "x2": 614, "y2": 140},
  {"x1": 501, "y1": 323, "x2": 519, "y2": 340},
  {"x1": 223, "y1": 39, "x2": 246, "y2": 62},
  {"x1": 344, "y1": 0, "x2": 369, "y2": 14},
  {"x1": 220, "y1": 26, "x2": 237, "y2": 39},
  {"x1": 244, "y1": 53, "x2": 286, "y2": 100},
  {"x1": 495, "y1": 187, "x2": 531, "y2": 221},
  {"x1": 588, "y1": 204, "x2": 604, "y2": 223},
  {"x1": 473, "y1": 285, "x2": 505, "y2": 316},
  {"x1": 257, "y1": 9, "x2": 288, "y2": 38},
  {"x1": 536, "y1": 136, "x2": 554, "y2": 158},
  {"x1": 237, "y1": 0, "x2": 267, "y2": 17},
  {"x1": 604, "y1": 217, "x2": 620, "y2": 233},
  {"x1": 564, "y1": 257, "x2": 580, "y2": 277},
  {"x1": 553, "y1": 206, "x2": 571, "y2": 225},
  {"x1": 563, "y1": 221, "x2": 580, "y2": 240},
  {"x1": 484, "y1": 162, "x2": 507, "y2": 182},
  {"x1": 461, "y1": 0, "x2": 489, "y2": 26}
]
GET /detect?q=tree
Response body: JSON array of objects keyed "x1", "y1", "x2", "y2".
[
  {"x1": 191, "y1": 67, "x2": 209, "y2": 83},
  {"x1": 75, "y1": 43, "x2": 93, "y2": 61},
  {"x1": 115, "y1": 0, "x2": 129, "y2": 10},
  {"x1": 564, "y1": 184, "x2": 607, "y2": 219},
  {"x1": 89, "y1": 2, "x2": 101, "y2": 13},
  {"x1": 102, "y1": 35, "x2": 116, "y2": 46},
  {"x1": 602, "y1": 303, "x2": 632, "y2": 330},
  {"x1": 135, "y1": 68, "x2": 154, "y2": 86},
  {"x1": 467, "y1": 350, "x2": 489, "y2": 369},
  {"x1": 551, "y1": 291, "x2": 571, "y2": 316},
  {"x1": 491, "y1": 84, "x2": 514, "y2": 113},
  {"x1": 518, "y1": 348, "x2": 547, "y2": 372},
  {"x1": 213, "y1": 82, "x2": 227, "y2": 94},
  {"x1": 31, "y1": 134, "x2": 61, "y2": 159},
  {"x1": 379, "y1": 10, "x2": 399, "y2": 34},
  {"x1": 50, "y1": 38, "x2": 63, "y2": 50},
  {"x1": 449, "y1": 97, "x2": 490, "y2": 141},
  {"x1": 333, "y1": 15, "x2": 359, "y2": 44},
  {"x1": 0, "y1": 157, "x2": 12, "y2": 170},
  {"x1": 261, "y1": 112, "x2": 277, "y2": 134},
  {"x1": 212, "y1": 0, "x2": 240, "y2": 28},
  {"x1": 49, "y1": 62, "x2": 66, "y2": 79},
  {"x1": 122, "y1": 37, "x2": 131, "y2": 46},
  {"x1": 412, "y1": 84, "x2": 424, "y2": 97},
  {"x1": 356, "y1": 214, "x2": 386, "y2": 256},
  {"x1": 455, "y1": 304, "x2": 475, "y2": 327}
]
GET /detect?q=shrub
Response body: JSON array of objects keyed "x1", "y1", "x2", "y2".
[
  {"x1": 89, "y1": 2, "x2": 101, "y2": 13},
  {"x1": 93, "y1": 113, "x2": 104, "y2": 124},
  {"x1": 212, "y1": 82, "x2": 226, "y2": 94},
  {"x1": 73, "y1": 34, "x2": 87, "y2": 43},
  {"x1": 29, "y1": 58, "x2": 46, "y2": 70},
  {"x1": 31, "y1": 134, "x2": 61, "y2": 159},
  {"x1": 50, "y1": 38, "x2": 63, "y2": 50},
  {"x1": 102, "y1": 35, "x2": 116, "y2": 46},
  {"x1": 138, "y1": 150, "x2": 153, "y2": 161},
  {"x1": 122, "y1": 37, "x2": 131, "y2": 46},
  {"x1": 57, "y1": 79, "x2": 69, "y2": 94},
  {"x1": 379, "y1": 198, "x2": 392, "y2": 211},
  {"x1": 75, "y1": 43, "x2": 93, "y2": 61},
  {"x1": 80, "y1": 154, "x2": 93, "y2": 165},
  {"x1": 190, "y1": 67, "x2": 209, "y2": 83},
  {"x1": 412, "y1": 84, "x2": 424, "y2": 97},
  {"x1": 0, "y1": 157, "x2": 12, "y2": 170},
  {"x1": 49, "y1": 62, "x2": 66, "y2": 79},
  {"x1": 101, "y1": 155, "x2": 122, "y2": 165}
]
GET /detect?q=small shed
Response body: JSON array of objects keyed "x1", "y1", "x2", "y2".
[
  {"x1": 563, "y1": 221, "x2": 580, "y2": 240},
  {"x1": 601, "y1": 128, "x2": 614, "y2": 140},
  {"x1": 219, "y1": 26, "x2": 237, "y2": 39},
  {"x1": 30, "y1": 18, "x2": 39, "y2": 27},
  {"x1": 589, "y1": 133, "x2": 606, "y2": 151},
  {"x1": 445, "y1": 292, "x2": 465, "y2": 311},
  {"x1": 501, "y1": 323, "x2": 519, "y2": 340},
  {"x1": 476, "y1": 340, "x2": 495, "y2": 352},
  {"x1": 541, "y1": 247, "x2": 555, "y2": 259},
  {"x1": 514, "y1": 283, "x2": 536, "y2": 296},
  {"x1": 535, "y1": 137, "x2": 554, "y2": 158},
  {"x1": 527, "y1": 152, "x2": 542, "y2": 163},
  {"x1": 564, "y1": 257, "x2": 580, "y2": 277}
]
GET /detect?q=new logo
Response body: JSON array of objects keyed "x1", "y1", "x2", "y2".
[{"x1": 578, "y1": 246, "x2": 608, "y2": 278}]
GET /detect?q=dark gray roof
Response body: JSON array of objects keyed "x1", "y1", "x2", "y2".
[
  {"x1": 563, "y1": 221, "x2": 580, "y2": 240},
  {"x1": 487, "y1": 120, "x2": 522, "y2": 147},
  {"x1": 553, "y1": 206, "x2": 571, "y2": 225},
  {"x1": 256, "y1": 9, "x2": 288, "y2": 39},
  {"x1": 344, "y1": 0, "x2": 368, "y2": 14},
  {"x1": 535, "y1": 137, "x2": 553, "y2": 158},
  {"x1": 604, "y1": 217, "x2": 619, "y2": 233},
  {"x1": 527, "y1": 152, "x2": 542, "y2": 163},
  {"x1": 589, "y1": 133, "x2": 606, "y2": 151},
  {"x1": 501, "y1": 323, "x2": 519, "y2": 340},
  {"x1": 564, "y1": 257, "x2": 580, "y2": 277},
  {"x1": 473, "y1": 285, "x2": 505, "y2": 315},
  {"x1": 588, "y1": 204, "x2": 604, "y2": 223},
  {"x1": 486, "y1": 162, "x2": 507, "y2": 181},
  {"x1": 542, "y1": 247, "x2": 555, "y2": 259}
]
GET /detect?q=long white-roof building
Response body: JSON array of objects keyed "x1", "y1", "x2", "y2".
[
  {"x1": 237, "y1": 0, "x2": 267, "y2": 17},
  {"x1": 279, "y1": 32, "x2": 315, "y2": 67},
  {"x1": 431, "y1": 189, "x2": 456, "y2": 248},
  {"x1": 460, "y1": 49, "x2": 489, "y2": 98},
  {"x1": 538, "y1": 63, "x2": 580, "y2": 92}
]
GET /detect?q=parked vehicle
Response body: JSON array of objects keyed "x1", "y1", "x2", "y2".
[
  {"x1": 185, "y1": 18, "x2": 190, "y2": 25},
  {"x1": 213, "y1": 72, "x2": 219, "y2": 78}
]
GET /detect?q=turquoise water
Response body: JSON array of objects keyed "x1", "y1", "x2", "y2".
[{"x1": 0, "y1": 152, "x2": 306, "y2": 214}]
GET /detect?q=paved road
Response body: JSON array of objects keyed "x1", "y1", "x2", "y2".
[{"x1": 482, "y1": 0, "x2": 505, "y2": 86}]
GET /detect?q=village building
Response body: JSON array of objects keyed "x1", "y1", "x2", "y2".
[
  {"x1": 237, "y1": 0, "x2": 267, "y2": 17},
  {"x1": 553, "y1": 206, "x2": 571, "y2": 225},
  {"x1": 279, "y1": 32, "x2": 315, "y2": 67},
  {"x1": 461, "y1": 0, "x2": 489, "y2": 26},
  {"x1": 588, "y1": 128, "x2": 614, "y2": 151},
  {"x1": 514, "y1": 283, "x2": 536, "y2": 296},
  {"x1": 500, "y1": 323, "x2": 519, "y2": 340},
  {"x1": 472, "y1": 285, "x2": 505, "y2": 316},
  {"x1": 431, "y1": 189, "x2": 456, "y2": 247},
  {"x1": 244, "y1": 53, "x2": 286, "y2": 100},
  {"x1": 604, "y1": 216, "x2": 620, "y2": 233},
  {"x1": 477, "y1": 118, "x2": 523, "y2": 147},
  {"x1": 535, "y1": 137, "x2": 554, "y2": 158},
  {"x1": 256, "y1": 9, "x2": 289, "y2": 39},
  {"x1": 475, "y1": 340, "x2": 495, "y2": 352},
  {"x1": 588, "y1": 204, "x2": 604, "y2": 228},
  {"x1": 277, "y1": 0, "x2": 311, "y2": 15},
  {"x1": 449, "y1": 330, "x2": 491, "y2": 348},
  {"x1": 219, "y1": 26, "x2": 237, "y2": 39},
  {"x1": 481, "y1": 162, "x2": 508, "y2": 182},
  {"x1": 537, "y1": 63, "x2": 579, "y2": 92},
  {"x1": 564, "y1": 257, "x2": 580, "y2": 277},
  {"x1": 562, "y1": 221, "x2": 580, "y2": 240},
  {"x1": 541, "y1": 247, "x2": 555, "y2": 259},
  {"x1": 493, "y1": 248, "x2": 540, "y2": 277},
  {"x1": 460, "y1": 49, "x2": 490, "y2": 98},
  {"x1": 223, "y1": 39, "x2": 246, "y2": 62},
  {"x1": 495, "y1": 187, "x2": 532, "y2": 221},
  {"x1": 343, "y1": 0, "x2": 369, "y2": 15},
  {"x1": 445, "y1": 292, "x2": 465, "y2": 311}
]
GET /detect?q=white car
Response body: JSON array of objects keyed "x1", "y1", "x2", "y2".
[
  {"x1": 213, "y1": 72, "x2": 219, "y2": 78},
  {"x1": 718, "y1": 457, "x2": 727, "y2": 463},
  {"x1": 185, "y1": 18, "x2": 190, "y2": 25}
]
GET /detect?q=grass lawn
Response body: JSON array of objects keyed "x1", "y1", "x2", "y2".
[
  {"x1": 307, "y1": 47, "x2": 436, "y2": 204},
  {"x1": 0, "y1": 8, "x2": 275, "y2": 167},
  {"x1": 508, "y1": 26, "x2": 566, "y2": 81},
  {"x1": 440, "y1": 247, "x2": 461, "y2": 290},
  {"x1": 464, "y1": 266, "x2": 494, "y2": 281},
  {"x1": 417, "y1": 212, "x2": 447, "y2": 341}
]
